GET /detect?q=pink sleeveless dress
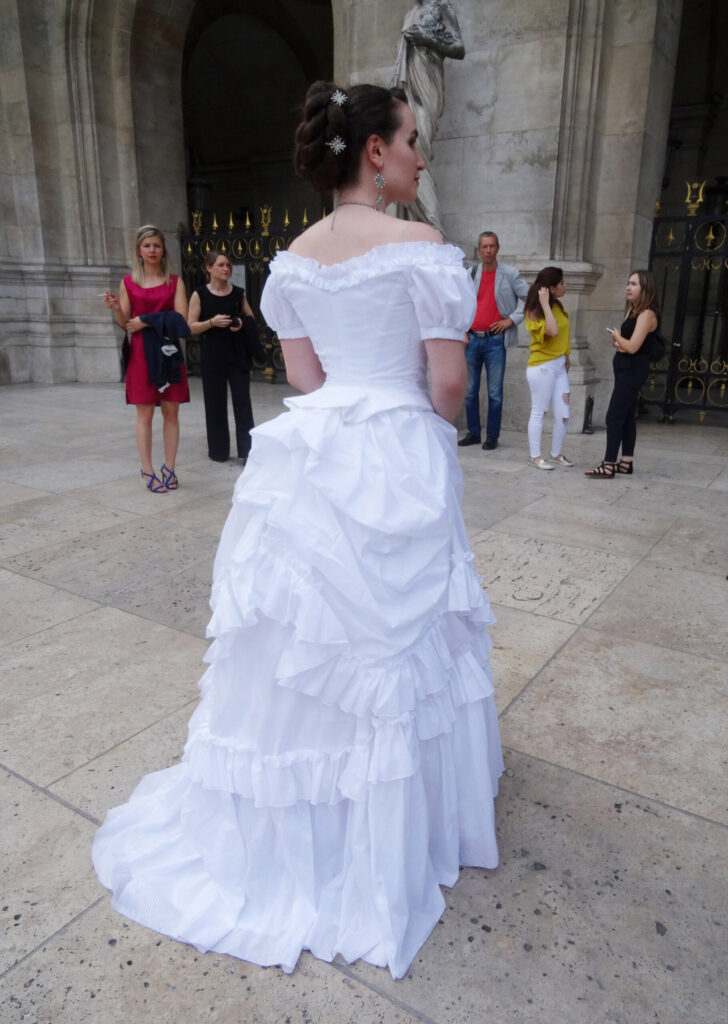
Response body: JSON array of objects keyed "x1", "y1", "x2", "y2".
[{"x1": 124, "y1": 274, "x2": 190, "y2": 405}]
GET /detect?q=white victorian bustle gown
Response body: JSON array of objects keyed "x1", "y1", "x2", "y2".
[{"x1": 92, "y1": 241, "x2": 504, "y2": 980}]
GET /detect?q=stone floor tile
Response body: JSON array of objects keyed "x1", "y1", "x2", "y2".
[
  {"x1": 159, "y1": 492, "x2": 236, "y2": 537},
  {"x1": 471, "y1": 531, "x2": 634, "y2": 623},
  {"x1": 0, "y1": 900, "x2": 424, "y2": 1024},
  {"x1": 631, "y1": 447, "x2": 727, "y2": 487},
  {"x1": 488, "y1": 604, "x2": 577, "y2": 710},
  {"x1": 64, "y1": 461, "x2": 237, "y2": 516},
  {"x1": 707, "y1": 464, "x2": 728, "y2": 491},
  {"x1": 49, "y1": 704, "x2": 196, "y2": 823},
  {"x1": 109, "y1": 555, "x2": 215, "y2": 638},
  {"x1": 490, "y1": 495, "x2": 675, "y2": 557},
  {"x1": 646, "y1": 515, "x2": 728, "y2": 576},
  {"x1": 613, "y1": 479, "x2": 728, "y2": 522},
  {"x1": 1, "y1": 606, "x2": 206, "y2": 785},
  {"x1": 0, "y1": 453, "x2": 144, "y2": 494},
  {"x1": 0, "y1": 482, "x2": 49, "y2": 507},
  {"x1": 502, "y1": 628, "x2": 727, "y2": 821},
  {"x1": 0, "y1": 570, "x2": 99, "y2": 647},
  {"x1": 3, "y1": 517, "x2": 218, "y2": 605},
  {"x1": 345, "y1": 752, "x2": 727, "y2": 1024},
  {"x1": 0, "y1": 495, "x2": 139, "y2": 561},
  {"x1": 586, "y1": 561, "x2": 728, "y2": 662},
  {"x1": 460, "y1": 480, "x2": 548, "y2": 533},
  {"x1": 0, "y1": 772, "x2": 98, "y2": 975}
]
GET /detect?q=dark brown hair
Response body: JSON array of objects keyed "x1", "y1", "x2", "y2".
[
  {"x1": 625, "y1": 269, "x2": 661, "y2": 319},
  {"x1": 293, "y1": 80, "x2": 407, "y2": 193},
  {"x1": 524, "y1": 266, "x2": 565, "y2": 320},
  {"x1": 202, "y1": 249, "x2": 231, "y2": 282}
]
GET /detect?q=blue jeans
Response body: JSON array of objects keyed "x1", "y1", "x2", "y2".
[{"x1": 464, "y1": 332, "x2": 506, "y2": 438}]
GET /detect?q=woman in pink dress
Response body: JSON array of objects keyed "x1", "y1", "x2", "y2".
[{"x1": 105, "y1": 225, "x2": 189, "y2": 492}]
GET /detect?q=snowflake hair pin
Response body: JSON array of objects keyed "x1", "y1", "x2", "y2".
[
  {"x1": 326, "y1": 135, "x2": 347, "y2": 156},
  {"x1": 330, "y1": 89, "x2": 348, "y2": 106}
]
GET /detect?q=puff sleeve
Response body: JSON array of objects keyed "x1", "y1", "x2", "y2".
[
  {"x1": 407, "y1": 259, "x2": 476, "y2": 342},
  {"x1": 524, "y1": 316, "x2": 546, "y2": 346},
  {"x1": 260, "y1": 269, "x2": 306, "y2": 339}
]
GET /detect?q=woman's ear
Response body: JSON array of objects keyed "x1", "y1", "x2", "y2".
[{"x1": 365, "y1": 134, "x2": 385, "y2": 169}]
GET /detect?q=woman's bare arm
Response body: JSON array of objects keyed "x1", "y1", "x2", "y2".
[
  {"x1": 425, "y1": 338, "x2": 467, "y2": 422},
  {"x1": 281, "y1": 338, "x2": 326, "y2": 393}
]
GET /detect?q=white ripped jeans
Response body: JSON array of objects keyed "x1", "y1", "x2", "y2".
[{"x1": 526, "y1": 354, "x2": 570, "y2": 458}]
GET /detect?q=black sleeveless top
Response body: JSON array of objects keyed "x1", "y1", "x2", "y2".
[
  {"x1": 614, "y1": 314, "x2": 658, "y2": 372},
  {"x1": 195, "y1": 285, "x2": 246, "y2": 369}
]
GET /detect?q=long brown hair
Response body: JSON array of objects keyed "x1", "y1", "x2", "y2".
[
  {"x1": 625, "y1": 269, "x2": 660, "y2": 319},
  {"x1": 524, "y1": 266, "x2": 565, "y2": 320}
]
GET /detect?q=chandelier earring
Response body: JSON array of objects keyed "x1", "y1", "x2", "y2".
[
  {"x1": 138, "y1": 255, "x2": 144, "y2": 267},
  {"x1": 374, "y1": 170, "x2": 387, "y2": 207}
]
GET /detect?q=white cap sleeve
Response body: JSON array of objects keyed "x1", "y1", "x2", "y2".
[
  {"x1": 260, "y1": 269, "x2": 306, "y2": 339},
  {"x1": 407, "y1": 262, "x2": 477, "y2": 341}
]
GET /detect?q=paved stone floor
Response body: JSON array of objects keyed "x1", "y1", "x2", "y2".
[{"x1": 1, "y1": 379, "x2": 726, "y2": 1024}]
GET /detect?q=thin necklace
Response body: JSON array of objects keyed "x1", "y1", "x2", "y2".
[
  {"x1": 330, "y1": 200, "x2": 381, "y2": 230},
  {"x1": 336, "y1": 200, "x2": 379, "y2": 211}
]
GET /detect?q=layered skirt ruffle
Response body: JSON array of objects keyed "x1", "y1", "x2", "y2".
[{"x1": 93, "y1": 385, "x2": 504, "y2": 979}]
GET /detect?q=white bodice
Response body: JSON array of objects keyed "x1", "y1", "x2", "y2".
[{"x1": 260, "y1": 242, "x2": 476, "y2": 396}]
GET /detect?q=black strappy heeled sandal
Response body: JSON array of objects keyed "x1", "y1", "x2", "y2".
[{"x1": 584, "y1": 461, "x2": 616, "y2": 479}]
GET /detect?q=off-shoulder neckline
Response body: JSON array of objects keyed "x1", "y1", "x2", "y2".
[{"x1": 275, "y1": 240, "x2": 464, "y2": 273}]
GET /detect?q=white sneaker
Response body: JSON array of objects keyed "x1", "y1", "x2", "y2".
[
  {"x1": 529, "y1": 457, "x2": 554, "y2": 470},
  {"x1": 550, "y1": 454, "x2": 574, "y2": 467}
]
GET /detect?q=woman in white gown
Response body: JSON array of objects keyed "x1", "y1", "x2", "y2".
[{"x1": 93, "y1": 80, "x2": 504, "y2": 980}]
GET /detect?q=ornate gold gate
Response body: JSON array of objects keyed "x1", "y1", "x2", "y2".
[
  {"x1": 179, "y1": 206, "x2": 313, "y2": 377},
  {"x1": 645, "y1": 181, "x2": 728, "y2": 421}
]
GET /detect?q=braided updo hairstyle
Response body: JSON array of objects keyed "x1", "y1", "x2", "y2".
[{"x1": 293, "y1": 80, "x2": 407, "y2": 193}]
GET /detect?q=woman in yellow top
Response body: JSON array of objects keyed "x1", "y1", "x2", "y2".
[{"x1": 523, "y1": 266, "x2": 572, "y2": 470}]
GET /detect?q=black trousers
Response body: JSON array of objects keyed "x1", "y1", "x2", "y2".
[
  {"x1": 201, "y1": 360, "x2": 254, "y2": 461},
  {"x1": 604, "y1": 360, "x2": 649, "y2": 462}
]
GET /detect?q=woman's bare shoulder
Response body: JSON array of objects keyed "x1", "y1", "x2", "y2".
[{"x1": 392, "y1": 221, "x2": 443, "y2": 246}]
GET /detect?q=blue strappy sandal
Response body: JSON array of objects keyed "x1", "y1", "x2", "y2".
[
  {"x1": 160, "y1": 463, "x2": 179, "y2": 490},
  {"x1": 141, "y1": 469, "x2": 166, "y2": 493}
]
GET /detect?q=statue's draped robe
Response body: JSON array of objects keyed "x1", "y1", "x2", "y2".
[{"x1": 393, "y1": 1, "x2": 464, "y2": 237}]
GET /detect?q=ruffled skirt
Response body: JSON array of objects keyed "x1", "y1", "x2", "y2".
[{"x1": 93, "y1": 384, "x2": 503, "y2": 979}]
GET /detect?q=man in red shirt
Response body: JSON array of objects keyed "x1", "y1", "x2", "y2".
[{"x1": 458, "y1": 232, "x2": 528, "y2": 450}]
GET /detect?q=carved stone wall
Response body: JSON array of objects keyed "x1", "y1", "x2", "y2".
[{"x1": 1, "y1": 0, "x2": 684, "y2": 434}]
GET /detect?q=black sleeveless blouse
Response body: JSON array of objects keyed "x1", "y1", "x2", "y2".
[{"x1": 194, "y1": 285, "x2": 246, "y2": 369}]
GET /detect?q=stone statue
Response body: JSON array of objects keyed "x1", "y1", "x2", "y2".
[{"x1": 392, "y1": 0, "x2": 465, "y2": 237}]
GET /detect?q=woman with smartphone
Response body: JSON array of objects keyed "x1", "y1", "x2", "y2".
[
  {"x1": 188, "y1": 250, "x2": 262, "y2": 463},
  {"x1": 585, "y1": 270, "x2": 661, "y2": 478}
]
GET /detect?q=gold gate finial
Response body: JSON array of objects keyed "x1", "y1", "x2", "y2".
[
  {"x1": 685, "y1": 180, "x2": 706, "y2": 216},
  {"x1": 260, "y1": 205, "x2": 272, "y2": 237}
]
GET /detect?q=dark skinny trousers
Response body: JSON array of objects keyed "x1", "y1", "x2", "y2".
[
  {"x1": 201, "y1": 360, "x2": 254, "y2": 461},
  {"x1": 604, "y1": 359, "x2": 649, "y2": 462}
]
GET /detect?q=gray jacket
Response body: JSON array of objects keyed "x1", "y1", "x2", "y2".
[{"x1": 470, "y1": 261, "x2": 529, "y2": 349}]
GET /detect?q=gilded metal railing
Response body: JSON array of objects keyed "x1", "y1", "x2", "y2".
[{"x1": 645, "y1": 180, "x2": 728, "y2": 421}]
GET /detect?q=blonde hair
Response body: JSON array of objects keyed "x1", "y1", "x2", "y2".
[{"x1": 132, "y1": 225, "x2": 171, "y2": 286}]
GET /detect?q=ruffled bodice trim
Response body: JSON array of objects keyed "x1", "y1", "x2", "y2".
[{"x1": 270, "y1": 241, "x2": 466, "y2": 292}]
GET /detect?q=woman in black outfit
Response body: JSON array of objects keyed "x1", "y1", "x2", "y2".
[
  {"x1": 585, "y1": 269, "x2": 661, "y2": 478},
  {"x1": 188, "y1": 251, "x2": 263, "y2": 462}
]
